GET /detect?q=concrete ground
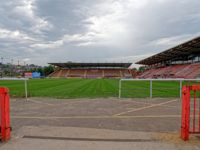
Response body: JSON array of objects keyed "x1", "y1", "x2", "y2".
[{"x1": 1, "y1": 97, "x2": 200, "y2": 150}]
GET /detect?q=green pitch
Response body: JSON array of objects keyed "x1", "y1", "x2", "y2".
[{"x1": 0, "y1": 78, "x2": 198, "y2": 99}]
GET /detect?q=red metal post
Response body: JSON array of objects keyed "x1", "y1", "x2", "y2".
[
  {"x1": 0, "y1": 87, "x2": 11, "y2": 141},
  {"x1": 193, "y1": 90, "x2": 196, "y2": 133},
  {"x1": 199, "y1": 92, "x2": 200, "y2": 132},
  {"x1": 181, "y1": 85, "x2": 200, "y2": 140},
  {"x1": 181, "y1": 86, "x2": 190, "y2": 141}
]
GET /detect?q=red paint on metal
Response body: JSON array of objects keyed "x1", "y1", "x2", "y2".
[
  {"x1": 189, "y1": 131, "x2": 200, "y2": 134},
  {"x1": 181, "y1": 86, "x2": 190, "y2": 141},
  {"x1": 0, "y1": 87, "x2": 11, "y2": 142},
  {"x1": 190, "y1": 85, "x2": 200, "y2": 91},
  {"x1": 193, "y1": 90, "x2": 196, "y2": 133},
  {"x1": 199, "y1": 93, "x2": 200, "y2": 132},
  {"x1": 181, "y1": 85, "x2": 200, "y2": 141}
]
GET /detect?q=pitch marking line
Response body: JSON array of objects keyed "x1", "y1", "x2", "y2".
[
  {"x1": 11, "y1": 115, "x2": 180, "y2": 119},
  {"x1": 113, "y1": 99, "x2": 178, "y2": 116},
  {"x1": 54, "y1": 100, "x2": 102, "y2": 107},
  {"x1": 28, "y1": 99, "x2": 94, "y2": 107}
]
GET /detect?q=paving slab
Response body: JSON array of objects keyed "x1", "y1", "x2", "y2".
[{"x1": 0, "y1": 126, "x2": 200, "y2": 150}]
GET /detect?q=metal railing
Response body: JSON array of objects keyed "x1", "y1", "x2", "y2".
[
  {"x1": 181, "y1": 85, "x2": 200, "y2": 141},
  {"x1": 119, "y1": 78, "x2": 200, "y2": 99},
  {"x1": 0, "y1": 78, "x2": 28, "y2": 100}
]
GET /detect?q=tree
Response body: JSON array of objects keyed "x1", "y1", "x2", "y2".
[
  {"x1": 36, "y1": 67, "x2": 44, "y2": 76},
  {"x1": 43, "y1": 65, "x2": 54, "y2": 77}
]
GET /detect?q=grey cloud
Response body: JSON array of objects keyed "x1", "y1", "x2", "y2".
[{"x1": 0, "y1": 0, "x2": 199, "y2": 66}]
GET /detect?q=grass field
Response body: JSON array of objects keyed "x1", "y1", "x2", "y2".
[{"x1": 0, "y1": 78, "x2": 199, "y2": 99}]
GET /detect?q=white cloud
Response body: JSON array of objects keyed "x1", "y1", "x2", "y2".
[
  {"x1": 63, "y1": 34, "x2": 92, "y2": 42},
  {"x1": 13, "y1": 0, "x2": 53, "y2": 33},
  {"x1": 30, "y1": 40, "x2": 63, "y2": 49},
  {"x1": 76, "y1": 42, "x2": 95, "y2": 47},
  {"x1": 0, "y1": 0, "x2": 200, "y2": 65},
  {"x1": 78, "y1": 1, "x2": 131, "y2": 46},
  {"x1": 151, "y1": 33, "x2": 200, "y2": 47},
  {"x1": 69, "y1": 0, "x2": 153, "y2": 47},
  {"x1": 0, "y1": 28, "x2": 36, "y2": 41},
  {"x1": 56, "y1": 1, "x2": 132, "y2": 47},
  {"x1": 104, "y1": 53, "x2": 153, "y2": 62},
  {"x1": 22, "y1": 58, "x2": 31, "y2": 62}
]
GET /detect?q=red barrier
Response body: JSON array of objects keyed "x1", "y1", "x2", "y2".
[
  {"x1": 0, "y1": 87, "x2": 11, "y2": 142},
  {"x1": 181, "y1": 85, "x2": 200, "y2": 141}
]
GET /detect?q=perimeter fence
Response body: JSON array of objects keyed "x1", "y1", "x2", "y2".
[{"x1": 119, "y1": 79, "x2": 200, "y2": 99}]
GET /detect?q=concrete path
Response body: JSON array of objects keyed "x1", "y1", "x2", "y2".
[{"x1": 1, "y1": 126, "x2": 200, "y2": 150}]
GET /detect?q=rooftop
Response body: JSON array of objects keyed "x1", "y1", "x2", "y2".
[
  {"x1": 136, "y1": 36, "x2": 200, "y2": 65},
  {"x1": 49, "y1": 62, "x2": 132, "y2": 69}
]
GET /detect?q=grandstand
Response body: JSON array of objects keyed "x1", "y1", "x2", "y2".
[
  {"x1": 136, "y1": 36, "x2": 200, "y2": 79},
  {"x1": 48, "y1": 62, "x2": 135, "y2": 78}
]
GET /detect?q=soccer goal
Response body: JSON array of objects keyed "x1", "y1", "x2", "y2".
[
  {"x1": 0, "y1": 78, "x2": 29, "y2": 100},
  {"x1": 119, "y1": 79, "x2": 200, "y2": 99}
]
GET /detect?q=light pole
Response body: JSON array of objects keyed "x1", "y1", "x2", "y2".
[{"x1": 10, "y1": 59, "x2": 13, "y2": 77}]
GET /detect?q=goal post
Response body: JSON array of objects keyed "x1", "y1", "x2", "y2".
[{"x1": 119, "y1": 78, "x2": 200, "y2": 99}]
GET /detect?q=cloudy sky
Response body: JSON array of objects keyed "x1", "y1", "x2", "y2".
[{"x1": 0, "y1": 0, "x2": 200, "y2": 66}]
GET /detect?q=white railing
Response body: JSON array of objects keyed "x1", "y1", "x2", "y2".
[
  {"x1": 0, "y1": 78, "x2": 29, "y2": 100},
  {"x1": 119, "y1": 78, "x2": 200, "y2": 99}
]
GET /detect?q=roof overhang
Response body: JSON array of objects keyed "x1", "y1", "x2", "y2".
[
  {"x1": 48, "y1": 62, "x2": 132, "y2": 69},
  {"x1": 136, "y1": 36, "x2": 200, "y2": 65}
]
